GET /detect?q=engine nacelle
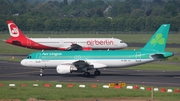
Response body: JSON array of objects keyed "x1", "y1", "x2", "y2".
[{"x1": 56, "y1": 65, "x2": 77, "y2": 74}]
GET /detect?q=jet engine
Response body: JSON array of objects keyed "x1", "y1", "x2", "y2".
[
  {"x1": 56, "y1": 65, "x2": 77, "y2": 74},
  {"x1": 66, "y1": 44, "x2": 82, "y2": 51}
]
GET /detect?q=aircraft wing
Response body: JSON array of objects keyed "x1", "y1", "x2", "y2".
[
  {"x1": 65, "y1": 44, "x2": 92, "y2": 51},
  {"x1": 61, "y1": 60, "x2": 107, "y2": 69},
  {"x1": 56, "y1": 60, "x2": 107, "y2": 74}
]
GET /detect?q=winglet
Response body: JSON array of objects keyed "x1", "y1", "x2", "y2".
[{"x1": 141, "y1": 24, "x2": 170, "y2": 51}]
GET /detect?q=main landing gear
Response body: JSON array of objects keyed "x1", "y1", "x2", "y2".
[
  {"x1": 84, "y1": 72, "x2": 90, "y2": 77},
  {"x1": 94, "y1": 69, "x2": 101, "y2": 76},
  {"x1": 40, "y1": 68, "x2": 44, "y2": 76},
  {"x1": 83, "y1": 69, "x2": 101, "y2": 77}
]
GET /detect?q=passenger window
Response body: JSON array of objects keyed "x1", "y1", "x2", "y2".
[
  {"x1": 120, "y1": 41, "x2": 124, "y2": 43},
  {"x1": 27, "y1": 56, "x2": 32, "y2": 59}
]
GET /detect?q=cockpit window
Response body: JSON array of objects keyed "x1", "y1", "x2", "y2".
[
  {"x1": 120, "y1": 41, "x2": 124, "y2": 43},
  {"x1": 27, "y1": 56, "x2": 32, "y2": 59}
]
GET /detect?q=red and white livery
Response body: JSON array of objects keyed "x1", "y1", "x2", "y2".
[{"x1": 5, "y1": 20, "x2": 127, "y2": 50}]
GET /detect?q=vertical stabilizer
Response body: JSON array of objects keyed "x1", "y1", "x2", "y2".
[
  {"x1": 7, "y1": 20, "x2": 27, "y2": 39},
  {"x1": 141, "y1": 24, "x2": 170, "y2": 51}
]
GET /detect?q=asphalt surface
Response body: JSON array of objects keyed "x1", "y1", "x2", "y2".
[{"x1": 0, "y1": 61, "x2": 180, "y2": 87}]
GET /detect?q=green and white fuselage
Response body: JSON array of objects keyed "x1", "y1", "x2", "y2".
[
  {"x1": 20, "y1": 24, "x2": 174, "y2": 76},
  {"x1": 22, "y1": 50, "x2": 173, "y2": 68}
]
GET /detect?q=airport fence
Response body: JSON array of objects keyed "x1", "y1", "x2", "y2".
[{"x1": 0, "y1": 31, "x2": 180, "y2": 35}]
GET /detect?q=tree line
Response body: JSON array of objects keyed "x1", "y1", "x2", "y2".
[{"x1": 0, "y1": 0, "x2": 180, "y2": 32}]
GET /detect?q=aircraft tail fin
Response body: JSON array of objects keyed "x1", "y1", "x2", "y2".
[
  {"x1": 141, "y1": 24, "x2": 170, "y2": 51},
  {"x1": 7, "y1": 20, "x2": 27, "y2": 39}
]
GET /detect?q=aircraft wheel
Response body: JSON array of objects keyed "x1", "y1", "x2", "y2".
[
  {"x1": 40, "y1": 68, "x2": 44, "y2": 76},
  {"x1": 94, "y1": 70, "x2": 101, "y2": 76},
  {"x1": 84, "y1": 72, "x2": 90, "y2": 77}
]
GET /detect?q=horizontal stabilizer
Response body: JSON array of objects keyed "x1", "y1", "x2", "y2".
[{"x1": 150, "y1": 54, "x2": 165, "y2": 59}]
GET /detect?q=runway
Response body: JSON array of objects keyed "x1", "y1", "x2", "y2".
[{"x1": 0, "y1": 61, "x2": 180, "y2": 87}]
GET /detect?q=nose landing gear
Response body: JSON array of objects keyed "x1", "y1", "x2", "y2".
[{"x1": 40, "y1": 68, "x2": 44, "y2": 76}]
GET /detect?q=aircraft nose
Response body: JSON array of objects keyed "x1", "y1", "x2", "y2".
[
  {"x1": 20, "y1": 59, "x2": 26, "y2": 66},
  {"x1": 124, "y1": 43, "x2": 128, "y2": 47}
]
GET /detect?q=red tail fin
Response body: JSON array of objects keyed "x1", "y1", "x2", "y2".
[
  {"x1": 7, "y1": 20, "x2": 27, "y2": 39},
  {"x1": 6, "y1": 20, "x2": 28, "y2": 46}
]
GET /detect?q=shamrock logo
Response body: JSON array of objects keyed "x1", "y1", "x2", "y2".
[{"x1": 150, "y1": 33, "x2": 165, "y2": 46}]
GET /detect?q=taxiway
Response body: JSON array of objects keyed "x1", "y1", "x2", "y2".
[{"x1": 0, "y1": 61, "x2": 180, "y2": 87}]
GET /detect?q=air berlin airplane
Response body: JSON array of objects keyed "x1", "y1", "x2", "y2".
[{"x1": 5, "y1": 20, "x2": 127, "y2": 50}]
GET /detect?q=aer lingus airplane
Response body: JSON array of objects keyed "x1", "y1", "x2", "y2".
[
  {"x1": 5, "y1": 20, "x2": 127, "y2": 50},
  {"x1": 20, "y1": 24, "x2": 173, "y2": 76}
]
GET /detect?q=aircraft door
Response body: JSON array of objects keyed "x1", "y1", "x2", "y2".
[
  {"x1": 36, "y1": 53, "x2": 41, "y2": 63},
  {"x1": 114, "y1": 40, "x2": 118, "y2": 46},
  {"x1": 136, "y1": 52, "x2": 141, "y2": 62},
  {"x1": 59, "y1": 40, "x2": 63, "y2": 46}
]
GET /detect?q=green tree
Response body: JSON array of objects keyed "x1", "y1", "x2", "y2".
[
  {"x1": 63, "y1": 0, "x2": 68, "y2": 6},
  {"x1": 79, "y1": 18, "x2": 90, "y2": 31},
  {"x1": 164, "y1": 4, "x2": 178, "y2": 16}
]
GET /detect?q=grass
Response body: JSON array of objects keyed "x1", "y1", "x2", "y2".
[
  {"x1": 126, "y1": 63, "x2": 180, "y2": 71},
  {"x1": 0, "y1": 43, "x2": 36, "y2": 54},
  {"x1": 127, "y1": 47, "x2": 180, "y2": 53},
  {"x1": 0, "y1": 81, "x2": 180, "y2": 101},
  {"x1": 164, "y1": 56, "x2": 180, "y2": 62}
]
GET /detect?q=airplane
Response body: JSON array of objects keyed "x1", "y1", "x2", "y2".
[
  {"x1": 5, "y1": 20, "x2": 127, "y2": 51},
  {"x1": 20, "y1": 24, "x2": 174, "y2": 77}
]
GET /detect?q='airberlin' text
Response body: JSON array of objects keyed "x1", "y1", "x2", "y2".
[{"x1": 87, "y1": 40, "x2": 114, "y2": 45}]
